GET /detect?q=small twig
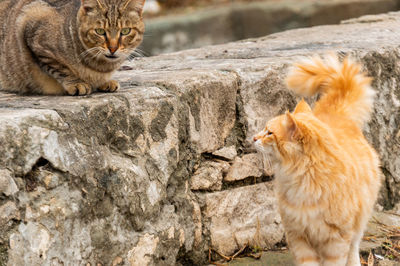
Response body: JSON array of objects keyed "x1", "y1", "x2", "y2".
[
  {"x1": 231, "y1": 245, "x2": 247, "y2": 260},
  {"x1": 382, "y1": 243, "x2": 400, "y2": 258},
  {"x1": 209, "y1": 248, "x2": 226, "y2": 266},
  {"x1": 367, "y1": 251, "x2": 374, "y2": 266},
  {"x1": 211, "y1": 248, "x2": 232, "y2": 261},
  {"x1": 360, "y1": 256, "x2": 368, "y2": 265},
  {"x1": 383, "y1": 212, "x2": 400, "y2": 217},
  {"x1": 372, "y1": 217, "x2": 400, "y2": 231},
  {"x1": 363, "y1": 236, "x2": 377, "y2": 241}
]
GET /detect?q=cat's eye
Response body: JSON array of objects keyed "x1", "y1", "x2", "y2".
[
  {"x1": 121, "y1": 28, "x2": 131, "y2": 35},
  {"x1": 95, "y1": 28, "x2": 105, "y2": 35}
]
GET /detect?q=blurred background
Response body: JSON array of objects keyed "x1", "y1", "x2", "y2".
[{"x1": 139, "y1": 0, "x2": 400, "y2": 56}]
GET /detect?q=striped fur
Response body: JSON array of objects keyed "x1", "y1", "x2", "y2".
[
  {"x1": 254, "y1": 54, "x2": 381, "y2": 266},
  {"x1": 0, "y1": 0, "x2": 145, "y2": 95}
]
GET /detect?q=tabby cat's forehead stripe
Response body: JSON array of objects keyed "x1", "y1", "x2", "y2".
[{"x1": 108, "y1": 4, "x2": 118, "y2": 26}]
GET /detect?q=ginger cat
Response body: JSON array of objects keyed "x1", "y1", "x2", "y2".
[
  {"x1": 0, "y1": 0, "x2": 145, "y2": 95},
  {"x1": 254, "y1": 54, "x2": 381, "y2": 266}
]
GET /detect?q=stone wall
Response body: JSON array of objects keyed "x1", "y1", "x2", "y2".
[
  {"x1": 1, "y1": 11, "x2": 400, "y2": 266},
  {"x1": 140, "y1": 0, "x2": 400, "y2": 55}
]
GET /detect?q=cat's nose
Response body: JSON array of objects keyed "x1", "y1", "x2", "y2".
[
  {"x1": 253, "y1": 136, "x2": 258, "y2": 142},
  {"x1": 108, "y1": 46, "x2": 118, "y2": 54}
]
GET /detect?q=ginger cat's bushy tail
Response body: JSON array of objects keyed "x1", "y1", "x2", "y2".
[{"x1": 286, "y1": 54, "x2": 375, "y2": 127}]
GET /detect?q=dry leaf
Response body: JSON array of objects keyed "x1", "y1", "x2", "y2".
[{"x1": 367, "y1": 251, "x2": 374, "y2": 266}]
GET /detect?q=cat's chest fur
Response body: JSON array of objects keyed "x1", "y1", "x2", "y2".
[{"x1": 276, "y1": 177, "x2": 332, "y2": 245}]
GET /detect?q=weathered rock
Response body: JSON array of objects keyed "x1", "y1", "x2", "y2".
[
  {"x1": 190, "y1": 160, "x2": 230, "y2": 191},
  {"x1": 0, "y1": 201, "x2": 19, "y2": 225},
  {"x1": 191, "y1": 200, "x2": 203, "y2": 249},
  {"x1": 225, "y1": 153, "x2": 264, "y2": 182},
  {"x1": 0, "y1": 88, "x2": 193, "y2": 265},
  {"x1": 114, "y1": 70, "x2": 239, "y2": 154},
  {"x1": 0, "y1": 109, "x2": 70, "y2": 176},
  {"x1": 127, "y1": 234, "x2": 159, "y2": 266},
  {"x1": 35, "y1": 168, "x2": 61, "y2": 190},
  {"x1": 205, "y1": 183, "x2": 284, "y2": 255},
  {"x1": 212, "y1": 145, "x2": 237, "y2": 161},
  {"x1": 0, "y1": 10, "x2": 399, "y2": 266},
  {"x1": 0, "y1": 169, "x2": 18, "y2": 196}
]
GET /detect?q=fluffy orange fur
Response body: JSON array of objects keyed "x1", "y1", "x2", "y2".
[{"x1": 254, "y1": 54, "x2": 381, "y2": 266}]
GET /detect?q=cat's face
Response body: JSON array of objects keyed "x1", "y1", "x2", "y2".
[
  {"x1": 77, "y1": 0, "x2": 145, "y2": 63},
  {"x1": 253, "y1": 99, "x2": 314, "y2": 161}
]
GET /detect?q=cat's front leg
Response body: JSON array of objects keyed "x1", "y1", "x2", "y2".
[
  {"x1": 43, "y1": 66, "x2": 93, "y2": 96},
  {"x1": 34, "y1": 53, "x2": 93, "y2": 96},
  {"x1": 98, "y1": 80, "x2": 120, "y2": 93},
  {"x1": 320, "y1": 236, "x2": 351, "y2": 266},
  {"x1": 286, "y1": 233, "x2": 320, "y2": 266},
  {"x1": 29, "y1": 43, "x2": 93, "y2": 95}
]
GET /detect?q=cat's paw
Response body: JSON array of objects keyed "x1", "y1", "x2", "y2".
[
  {"x1": 98, "y1": 80, "x2": 120, "y2": 93},
  {"x1": 64, "y1": 82, "x2": 92, "y2": 96}
]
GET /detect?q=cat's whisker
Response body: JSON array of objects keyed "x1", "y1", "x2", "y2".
[
  {"x1": 134, "y1": 48, "x2": 147, "y2": 56},
  {"x1": 264, "y1": 156, "x2": 272, "y2": 173},
  {"x1": 79, "y1": 47, "x2": 100, "y2": 59},
  {"x1": 78, "y1": 47, "x2": 101, "y2": 63},
  {"x1": 93, "y1": 50, "x2": 103, "y2": 61},
  {"x1": 127, "y1": 49, "x2": 147, "y2": 61}
]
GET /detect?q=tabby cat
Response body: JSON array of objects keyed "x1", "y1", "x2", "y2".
[
  {"x1": 254, "y1": 54, "x2": 381, "y2": 266},
  {"x1": 0, "y1": 0, "x2": 145, "y2": 95}
]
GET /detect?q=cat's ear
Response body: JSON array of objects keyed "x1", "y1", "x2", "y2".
[
  {"x1": 122, "y1": 0, "x2": 146, "y2": 15},
  {"x1": 81, "y1": 0, "x2": 104, "y2": 13},
  {"x1": 80, "y1": 0, "x2": 92, "y2": 13},
  {"x1": 285, "y1": 111, "x2": 303, "y2": 142},
  {"x1": 293, "y1": 99, "x2": 312, "y2": 114}
]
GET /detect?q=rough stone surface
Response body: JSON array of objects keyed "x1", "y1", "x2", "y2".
[
  {"x1": 190, "y1": 160, "x2": 230, "y2": 191},
  {"x1": 212, "y1": 145, "x2": 237, "y2": 161},
  {"x1": 0, "y1": 11, "x2": 400, "y2": 265},
  {"x1": 205, "y1": 183, "x2": 284, "y2": 255},
  {"x1": 225, "y1": 153, "x2": 264, "y2": 182},
  {"x1": 0, "y1": 202, "x2": 20, "y2": 224},
  {"x1": 35, "y1": 168, "x2": 62, "y2": 190},
  {"x1": 0, "y1": 169, "x2": 18, "y2": 196},
  {"x1": 127, "y1": 234, "x2": 159, "y2": 266}
]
